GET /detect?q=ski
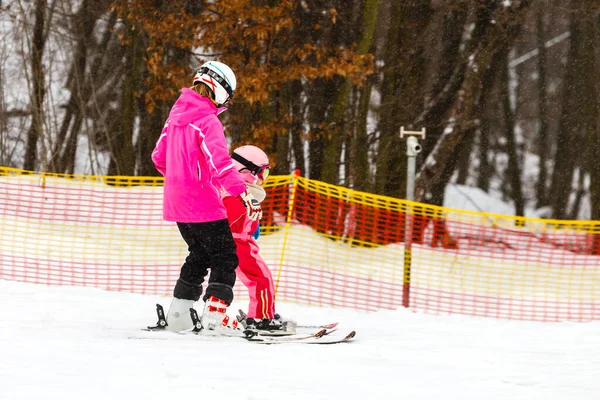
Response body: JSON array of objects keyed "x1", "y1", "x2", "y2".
[
  {"x1": 297, "y1": 322, "x2": 338, "y2": 330},
  {"x1": 134, "y1": 304, "x2": 349, "y2": 344},
  {"x1": 129, "y1": 327, "x2": 329, "y2": 341},
  {"x1": 244, "y1": 330, "x2": 356, "y2": 345},
  {"x1": 133, "y1": 326, "x2": 333, "y2": 342},
  {"x1": 237, "y1": 309, "x2": 339, "y2": 331},
  {"x1": 243, "y1": 328, "x2": 327, "y2": 342},
  {"x1": 137, "y1": 304, "x2": 321, "y2": 338}
]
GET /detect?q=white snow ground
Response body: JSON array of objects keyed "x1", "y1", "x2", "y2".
[{"x1": 1, "y1": 279, "x2": 598, "y2": 400}]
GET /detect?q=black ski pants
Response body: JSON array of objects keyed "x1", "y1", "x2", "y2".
[{"x1": 173, "y1": 219, "x2": 238, "y2": 305}]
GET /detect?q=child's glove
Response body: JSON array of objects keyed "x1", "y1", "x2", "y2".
[{"x1": 239, "y1": 189, "x2": 262, "y2": 221}]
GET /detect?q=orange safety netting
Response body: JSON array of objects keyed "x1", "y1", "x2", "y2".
[{"x1": 1, "y1": 167, "x2": 599, "y2": 322}]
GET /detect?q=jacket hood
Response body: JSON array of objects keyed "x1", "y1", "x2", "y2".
[{"x1": 171, "y1": 88, "x2": 219, "y2": 126}]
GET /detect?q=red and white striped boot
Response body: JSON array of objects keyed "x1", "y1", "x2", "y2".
[{"x1": 200, "y1": 296, "x2": 240, "y2": 332}]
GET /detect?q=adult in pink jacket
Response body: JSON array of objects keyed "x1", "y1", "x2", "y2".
[{"x1": 151, "y1": 61, "x2": 262, "y2": 332}]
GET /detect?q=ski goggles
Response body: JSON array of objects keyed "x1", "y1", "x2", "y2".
[{"x1": 231, "y1": 152, "x2": 271, "y2": 181}]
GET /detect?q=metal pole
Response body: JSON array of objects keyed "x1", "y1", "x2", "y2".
[
  {"x1": 399, "y1": 127, "x2": 425, "y2": 308},
  {"x1": 405, "y1": 137, "x2": 418, "y2": 201}
]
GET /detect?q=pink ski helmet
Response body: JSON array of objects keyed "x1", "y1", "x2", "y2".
[{"x1": 231, "y1": 145, "x2": 270, "y2": 184}]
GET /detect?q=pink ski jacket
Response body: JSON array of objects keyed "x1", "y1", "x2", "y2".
[{"x1": 152, "y1": 88, "x2": 246, "y2": 223}]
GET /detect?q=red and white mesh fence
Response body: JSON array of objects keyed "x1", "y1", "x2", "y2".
[{"x1": 1, "y1": 167, "x2": 599, "y2": 322}]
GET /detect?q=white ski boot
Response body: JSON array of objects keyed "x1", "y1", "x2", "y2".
[
  {"x1": 200, "y1": 296, "x2": 236, "y2": 332},
  {"x1": 165, "y1": 298, "x2": 195, "y2": 332}
]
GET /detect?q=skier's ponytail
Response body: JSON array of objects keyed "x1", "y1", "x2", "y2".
[{"x1": 190, "y1": 83, "x2": 218, "y2": 107}]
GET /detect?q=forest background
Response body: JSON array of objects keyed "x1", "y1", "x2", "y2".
[{"x1": 1, "y1": 0, "x2": 599, "y2": 221}]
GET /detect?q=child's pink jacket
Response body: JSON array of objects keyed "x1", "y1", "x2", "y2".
[{"x1": 152, "y1": 88, "x2": 246, "y2": 223}]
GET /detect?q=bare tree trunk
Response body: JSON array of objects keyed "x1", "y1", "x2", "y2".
[
  {"x1": 343, "y1": 88, "x2": 357, "y2": 187},
  {"x1": 549, "y1": 0, "x2": 589, "y2": 219},
  {"x1": 80, "y1": 11, "x2": 122, "y2": 174},
  {"x1": 455, "y1": 127, "x2": 474, "y2": 185},
  {"x1": 500, "y1": 50, "x2": 525, "y2": 218},
  {"x1": 569, "y1": 170, "x2": 586, "y2": 220},
  {"x1": 476, "y1": 107, "x2": 492, "y2": 192},
  {"x1": 0, "y1": 46, "x2": 7, "y2": 164},
  {"x1": 375, "y1": 0, "x2": 432, "y2": 198},
  {"x1": 137, "y1": 102, "x2": 167, "y2": 176},
  {"x1": 416, "y1": 0, "x2": 467, "y2": 202},
  {"x1": 272, "y1": 90, "x2": 290, "y2": 175},
  {"x1": 23, "y1": 0, "x2": 47, "y2": 171},
  {"x1": 423, "y1": 0, "x2": 505, "y2": 203},
  {"x1": 136, "y1": 0, "x2": 203, "y2": 177},
  {"x1": 413, "y1": 0, "x2": 498, "y2": 130},
  {"x1": 535, "y1": 2, "x2": 550, "y2": 208},
  {"x1": 307, "y1": 79, "x2": 331, "y2": 181},
  {"x1": 295, "y1": 5, "x2": 330, "y2": 181},
  {"x1": 351, "y1": 74, "x2": 374, "y2": 192},
  {"x1": 321, "y1": 0, "x2": 380, "y2": 185},
  {"x1": 50, "y1": 0, "x2": 110, "y2": 174},
  {"x1": 582, "y1": 1, "x2": 600, "y2": 220},
  {"x1": 415, "y1": 0, "x2": 533, "y2": 202},
  {"x1": 108, "y1": 24, "x2": 141, "y2": 176},
  {"x1": 289, "y1": 80, "x2": 305, "y2": 175}
]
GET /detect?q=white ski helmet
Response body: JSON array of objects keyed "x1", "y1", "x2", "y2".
[
  {"x1": 193, "y1": 61, "x2": 236, "y2": 107},
  {"x1": 231, "y1": 145, "x2": 270, "y2": 183}
]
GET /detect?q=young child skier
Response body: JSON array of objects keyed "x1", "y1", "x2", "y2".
[
  {"x1": 151, "y1": 61, "x2": 262, "y2": 333},
  {"x1": 223, "y1": 145, "x2": 283, "y2": 331}
]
